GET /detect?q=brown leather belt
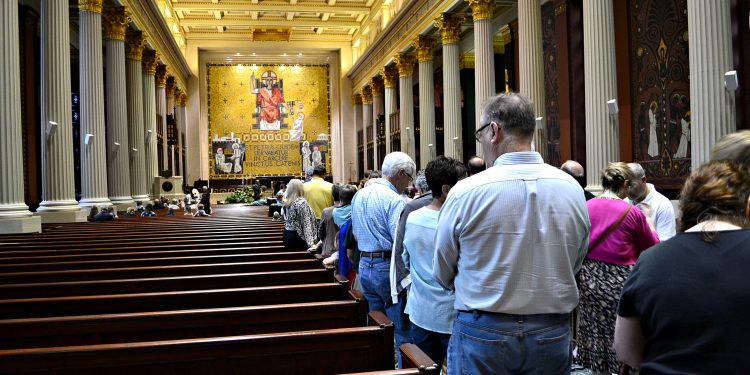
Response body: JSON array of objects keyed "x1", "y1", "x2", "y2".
[{"x1": 360, "y1": 251, "x2": 391, "y2": 258}]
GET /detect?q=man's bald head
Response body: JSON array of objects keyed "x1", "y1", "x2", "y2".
[
  {"x1": 467, "y1": 156, "x2": 486, "y2": 176},
  {"x1": 561, "y1": 160, "x2": 586, "y2": 188}
]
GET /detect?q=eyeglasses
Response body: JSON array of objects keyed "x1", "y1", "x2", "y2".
[
  {"x1": 474, "y1": 122, "x2": 493, "y2": 141},
  {"x1": 403, "y1": 170, "x2": 414, "y2": 181}
]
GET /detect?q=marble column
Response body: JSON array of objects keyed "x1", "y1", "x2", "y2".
[
  {"x1": 415, "y1": 35, "x2": 436, "y2": 169},
  {"x1": 166, "y1": 79, "x2": 175, "y2": 117},
  {"x1": 395, "y1": 53, "x2": 416, "y2": 160},
  {"x1": 380, "y1": 66, "x2": 398, "y2": 155},
  {"x1": 583, "y1": 0, "x2": 619, "y2": 192},
  {"x1": 78, "y1": 0, "x2": 111, "y2": 208},
  {"x1": 36, "y1": 0, "x2": 87, "y2": 223},
  {"x1": 125, "y1": 29, "x2": 150, "y2": 203},
  {"x1": 519, "y1": 0, "x2": 547, "y2": 159},
  {"x1": 103, "y1": 5, "x2": 134, "y2": 209},
  {"x1": 353, "y1": 93, "x2": 363, "y2": 180},
  {"x1": 0, "y1": 0, "x2": 41, "y2": 232},
  {"x1": 371, "y1": 77, "x2": 384, "y2": 166},
  {"x1": 155, "y1": 65, "x2": 168, "y2": 177},
  {"x1": 435, "y1": 13, "x2": 465, "y2": 160},
  {"x1": 467, "y1": 0, "x2": 495, "y2": 158},
  {"x1": 142, "y1": 50, "x2": 159, "y2": 194},
  {"x1": 165, "y1": 80, "x2": 176, "y2": 175},
  {"x1": 361, "y1": 86, "x2": 373, "y2": 172},
  {"x1": 175, "y1": 90, "x2": 186, "y2": 177},
  {"x1": 688, "y1": 0, "x2": 735, "y2": 169}
]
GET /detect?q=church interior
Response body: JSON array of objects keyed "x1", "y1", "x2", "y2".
[{"x1": 0, "y1": 0, "x2": 749, "y2": 373}]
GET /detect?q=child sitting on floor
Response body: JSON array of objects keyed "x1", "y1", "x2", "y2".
[{"x1": 193, "y1": 203, "x2": 210, "y2": 217}]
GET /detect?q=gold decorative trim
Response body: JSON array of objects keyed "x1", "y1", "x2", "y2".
[
  {"x1": 361, "y1": 86, "x2": 373, "y2": 104},
  {"x1": 352, "y1": 93, "x2": 363, "y2": 105},
  {"x1": 178, "y1": 91, "x2": 187, "y2": 107},
  {"x1": 493, "y1": 35, "x2": 505, "y2": 54},
  {"x1": 434, "y1": 13, "x2": 464, "y2": 44},
  {"x1": 142, "y1": 50, "x2": 159, "y2": 75},
  {"x1": 155, "y1": 64, "x2": 168, "y2": 88},
  {"x1": 500, "y1": 25, "x2": 512, "y2": 45},
  {"x1": 79, "y1": 0, "x2": 103, "y2": 14},
  {"x1": 379, "y1": 66, "x2": 399, "y2": 88},
  {"x1": 394, "y1": 53, "x2": 415, "y2": 77},
  {"x1": 124, "y1": 29, "x2": 145, "y2": 61},
  {"x1": 466, "y1": 0, "x2": 493, "y2": 21},
  {"x1": 166, "y1": 79, "x2": 176, "y2": 98},
  {"x1": 370, "y1": 77, "x2": 384, "y2": 97},
  {"x1": 413, "y1": 35, "x2": 435, "y2": 62},
  {"x1": 103, "y1": 5, "x2": 129, "y2": 41},
  {"x1": 555, "y1": 3, "x2": 567, "y2": 16},
  {"x1": 459, "y1": 53, "x2": 475, "y2": 69}
]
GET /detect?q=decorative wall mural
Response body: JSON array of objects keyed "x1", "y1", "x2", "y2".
[
  {"x1": 542, "y1": 1, "x2": 561, "y2": 167},
  {"x1": 629, "y1": 0, "x2": 690, "y2": 184},
  {"x1": 207, "y1": 64, "x2": 330, "y2": 179}
]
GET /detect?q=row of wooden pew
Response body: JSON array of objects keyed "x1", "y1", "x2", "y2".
[{"x1": 0, "y1": 205, "x2": 438, "y2": 374}]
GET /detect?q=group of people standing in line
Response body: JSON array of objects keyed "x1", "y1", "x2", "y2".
[{"x1": 278, "y1": 91, "x2": 750, "y2": 374}]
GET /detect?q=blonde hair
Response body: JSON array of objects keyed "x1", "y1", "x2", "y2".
[
  {"x1": 601, "y1": 162, "x2": 635, "y2": 192},
  {"x1": 284, "y1": 179, "x2": 305, "y2": 208}
]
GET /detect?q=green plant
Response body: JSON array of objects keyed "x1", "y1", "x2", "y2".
[{"x1": 224, "y1": 185, "x2": 255, "y2": 203}]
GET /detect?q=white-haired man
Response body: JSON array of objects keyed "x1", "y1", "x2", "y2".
[
  {"x1": 351, "y1": 151, "x2": 415, "y2": 368},
  {"x1": 434, "y1": 93, "x2": 590, "y2": 374},
  {"x1": 626, "y1": 162, "x2": 676, "y2": 241}
]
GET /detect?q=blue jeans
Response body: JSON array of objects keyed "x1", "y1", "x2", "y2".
[
  {"x1": 359, "y1": 256, "x2": 411, "y2": 368},
  {"x1": 411, "y1": 323, "x2": 450, "y2": 367},
  {"x1": 448, "y1": 311, "x2": 572, "y2": 375}
]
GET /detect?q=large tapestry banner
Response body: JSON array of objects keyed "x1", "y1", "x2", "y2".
[{"x1": 207, "y1": 63, "x2": 330, "y2": 179}]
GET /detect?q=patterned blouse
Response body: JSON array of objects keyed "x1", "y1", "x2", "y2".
[{"x1": 283, "y1": 197, "x2": 318, "y2": 247}]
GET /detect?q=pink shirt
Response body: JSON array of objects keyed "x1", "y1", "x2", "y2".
[{"x1": 586, "y1": 198, "x2": 659, "y2": 265}]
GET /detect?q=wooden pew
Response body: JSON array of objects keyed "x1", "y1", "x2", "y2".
[
  {"x1": 0, "y1": 311, "x2": 394, "y2": 375},
  {"x1": 0, "y1": 282, "x2": 350, "y2": 319},
  {"x1": 0, "y1": 299, "x2": 364, "y2": 350},
  {"x1": 0, "y1": 260, "x2": 325, "y2": 284},
  {"x1": 340, "y1": 344, "x2": 440, "y2": 375},
  {"x1": 0, "y1": 269, "x2": 334, "y2": 299}
]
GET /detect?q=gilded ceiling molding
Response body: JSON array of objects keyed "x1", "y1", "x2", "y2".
[
  {"x1": 434, "y1": 13, "x2": 464, "y2": 45},
  {"x1": 142, "y1": 49, "x2": 159, "y2": 75},
  {"x1": 124, "y1": 29, "x2": 145, "y2": 61},
  {"x1": 155, "y1": 64, "x2": 168, "y2": 88},
  {"x1": 413, "y1": 35, "x2": 435, "y2": 62},
  {"x1": 394, "y1": 53, "x2": 416, "y2": 77},
  {"x1": 466, "y1": 0, "x2": 494, "y2": 21},
  {"x1": 361, "y1": 86, "x2": 373, "y2": 104},
  {"x1": 103, "y1": 5, "x2": 129, "y2": 41},
  {"x1": 370, "y1": 77, "x2": 384, "y2": 97},
  {"x1": 79, "y1": 0, "x2": 103, "y2": 14},
  {"x1": 379, "y1": 66, "x2": 399, "y2": 88},
  {"x1": 352, "y1": 93, "x2": 363, "y2": 105}
]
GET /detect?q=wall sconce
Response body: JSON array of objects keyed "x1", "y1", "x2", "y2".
[
  {"x1": 725, "y1": 70, "x2": 739, "y2": 91},
  {"x1": 113, "y1": 142, "x2": 121, "y2": 149},
  {"x1": 535, "y1": 117, "x2": 545, "y2": 129},
  {"x1": 84, "y1": 133, "x2": 94, "y2": 145},
  {"x1": 146, "y1": 129, "x2": 153, "y2": 142},
  {"x1": 607, "y1": 99, "x2": 619, "y2": 116},
  {"x1": 47, "y1": 121, "x2": 58, "y2": 136}
]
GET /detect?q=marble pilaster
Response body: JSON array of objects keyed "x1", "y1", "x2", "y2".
[
  {"x1": 361, "y1": 86, "x2": 373, "y2": 172},
  {"x1": 395, "y1": 53, "x2": 416, "y2": 160},
  {"x1": 142, "y1": 50, "x2": 159, "y2": 192},
  {"x1": 435, "y1": 13, "x2": 465, "y2": 160},
  {"x1": 371, "y1": 78, "x2": 384, "y2": 167},
  {"x1": 155, "y1": 65, "x2": 168, "y2": 177},
  {"x1": 125, "y1": 29, "x2": 150, "y2": 203},
  {"x1": 415, "y1": 35, "x2": 436, "y2": 168},
  {"x1": 380, "y1": 66, "x2": 398, "y2": 155},
  {"x1": 467, "y1": 0, "x2": 495, "y2": 158},
  {"x1": 353, "y1": 93, "x2": 363, "y2": 180}
]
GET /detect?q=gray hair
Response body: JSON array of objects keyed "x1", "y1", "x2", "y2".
[
  {"x1": 284, "y1": 179, "x2": 305, "y2": 208},
  {"x1": 415, "y1": 170, "x2": 429, "y2": 193},
  {"x1": 627, "y1": 162, "x2": 646, "y2": 179},
  {"x1": 381, "y1": 152, "x2": 416, "y2": 179},
  {"x1": 481, "y1": 92, "x2": 535, "y2": 138},
  {"x1": 712, "y1": 130, "x2": 750, "y2": 165}
]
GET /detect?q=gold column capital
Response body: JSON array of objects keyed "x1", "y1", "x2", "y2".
[
  {"x1": 125, "y1": 29, "x2": 145, "y2": 61},
  {"x1": 500, "y1": 25, "x2": 512, "y2": 45},
  {"x1": 394, "y1": 53, "x2": 416, "y2": 77},
  {"x1": 434, "y1": 13, "x2": 465, "y2": 44},
  {"x1": 493, "y1": 35, "x2": 505, "y2": 54},
  {"x1": 361, "y1": 86, "x2": 373, "y2": 104},
  {"x1": 79, "y1": 0, "x2": 103, "y2": 13},
  {"x1": 103, "y1": 5, "x2": 129, "y2": 41},
  {"x1": 413, "y1": 35, "x2": 436, "y2": 62},
  {"x1": 460, "y1": 53, "x2": 475, "y2": 69},
  {"x1": 352, "y1": 93, "x2": 363, "y2": 105},
  {"x1": 166, "y1": 79, "x2": 176, "y2": 98},
  {"x1": 178, "y1": 91, "x2": 187, "y2": 106},
  {"x1": 466, "y1": 0, "x2": 494, "y2": 21},
  {"x1": 379, "y1": 66, "x2": 399, "y2": 88},
  {"x1": 370, "y1": 77, "x2": 384, "y2": 97},
  {"x1": 142, "y1": 49, "x2": 159, "y2": 75},
  {"x1": 155, "y1": 64, "x2": 168, "y2": 88}
]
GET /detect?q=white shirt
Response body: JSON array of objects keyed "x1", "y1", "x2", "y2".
[
  {"x1": 628, "y1": 183, "x2": 676, "y2": 241},
  {"x1": 433, "y1": 152, "x2": 590, "y2": 315}
]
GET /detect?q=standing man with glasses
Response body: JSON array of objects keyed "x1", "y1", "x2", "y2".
[
  {"x1": 434, "y1": 93, "x2": 590, "y2": 374},
  {"x1": 351, "y1": 151, "x2": 416, "y2": 368}
]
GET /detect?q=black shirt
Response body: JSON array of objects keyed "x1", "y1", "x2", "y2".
[{"x1": 618, "y1": 230, "x2": 750, "y2": 374}]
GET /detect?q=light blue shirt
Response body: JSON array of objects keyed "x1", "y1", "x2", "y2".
[
  {"x1": 403, "y1": 207, "x2": 455, "y2": 334},
  {"x1": 433, "y1": 152, "x2": 590, "y2": 315},
  {"x1": 351, "y1": 178, "x2": 405, "y2": 252}
]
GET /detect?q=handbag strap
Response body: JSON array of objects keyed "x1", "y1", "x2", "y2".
[{"x1": 589, "y1": 204, "x2": 632, "y2": 252}]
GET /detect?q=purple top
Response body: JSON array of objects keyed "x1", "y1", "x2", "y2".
[{"x1": 586, "y1": 198, "x2": 659, "y2": 265}]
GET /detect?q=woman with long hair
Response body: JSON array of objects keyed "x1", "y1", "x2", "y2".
[
  {"x1": 615, "y1": 161, "x2": 750, "y2": 372},
  {"x1": 281, "y1": 179, "x2": 317, "y2": 251},
  {"x1": 577, "y1": 162, "x2": 659, "y2": 374}
]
